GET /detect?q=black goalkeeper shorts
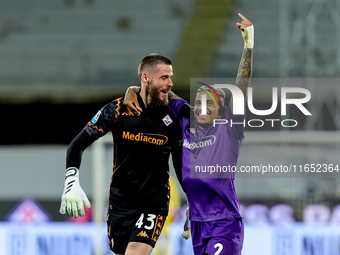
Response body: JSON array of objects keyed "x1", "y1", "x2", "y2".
[{"x1": 106, "y1": 211, "x2": 167, "y2": 254}]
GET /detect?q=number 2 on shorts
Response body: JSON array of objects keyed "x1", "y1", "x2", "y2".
[{"x1": 214, "y1": 243, "x2": 223, "y2": 255}]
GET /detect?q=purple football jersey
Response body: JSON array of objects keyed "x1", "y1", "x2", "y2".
[{"x1": 170, "y1": 99, "x2": 245, "y2": 222}]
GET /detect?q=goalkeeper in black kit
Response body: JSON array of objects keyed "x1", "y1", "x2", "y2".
[{"x1": 59, "y1": 54, "x2": 182, "y2": 255}]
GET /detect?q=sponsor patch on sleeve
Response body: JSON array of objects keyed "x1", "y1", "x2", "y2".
[{"x1": 91, "y1": 111, "x2": 101, "y2": 124}]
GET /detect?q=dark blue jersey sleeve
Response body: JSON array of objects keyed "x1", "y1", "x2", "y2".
[
  {"x1": 66, "y1": 129, "x2": 95, "y2": 168},
  {"x1": 66, "y1": 97, "x2": 124, "y2": 169},
  {"x1": 85, "y1": 97, "x2": 123, "y2": 139}
]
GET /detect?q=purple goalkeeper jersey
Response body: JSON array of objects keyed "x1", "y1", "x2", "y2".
[{"x1": 170, "y1": 99, "x2": 245, "y2": 222}]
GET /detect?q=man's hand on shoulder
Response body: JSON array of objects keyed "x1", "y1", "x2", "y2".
[{"x1": 123, "y1": 86, "x2": 142, "y2": 116}]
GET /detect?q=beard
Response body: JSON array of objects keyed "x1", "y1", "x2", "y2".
[{"x1": 146, "y1": 81, "x2": 169, "y2": 108}]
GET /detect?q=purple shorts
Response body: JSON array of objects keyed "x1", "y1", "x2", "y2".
[{"x1": 191, "y1": 218, "x2": 244, "y2": 255}]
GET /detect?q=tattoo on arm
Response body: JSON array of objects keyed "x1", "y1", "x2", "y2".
[{"x1": 235, "y1": 48, "x2": 253, "y2": 95}]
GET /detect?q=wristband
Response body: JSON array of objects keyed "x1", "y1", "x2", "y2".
[
  {"x1": 243, "y1": 25, "x2": 254, "y2": 49},
  {"x1": 65, "y1": 167, "x2": 78, "y2": 179}
]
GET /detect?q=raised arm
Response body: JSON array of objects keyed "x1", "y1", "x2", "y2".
[{"x1": 232, "y1": 13, "x2": 254, "y2": 107}]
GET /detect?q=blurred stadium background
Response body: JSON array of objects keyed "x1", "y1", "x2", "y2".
[{"x1": 1, "y1": 0, "x2": 340, "y2": 254}]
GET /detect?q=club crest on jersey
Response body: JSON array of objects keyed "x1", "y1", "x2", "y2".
[
  {"x1": 91, "y1": 111, "x2": 101, "y2": 124},
  {"x1": 162, "y1": 114, "x2": 173, "y2": 126},
  {"x1": 189, "y1": 128, "x2": 197, "y2": 135}
]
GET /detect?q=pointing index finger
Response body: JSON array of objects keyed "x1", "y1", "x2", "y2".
[{"x1": 238, "y1": 13, "x2": 249, "y2": 22}]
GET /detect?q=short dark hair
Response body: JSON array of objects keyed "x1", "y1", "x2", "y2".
[{"x1": 138, "y1": 53, "x2": 172, "y2": 80}]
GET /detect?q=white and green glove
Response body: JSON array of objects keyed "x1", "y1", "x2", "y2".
[
  {"x1": 60, "y1": 167, "x2": 91, "y2": 218},
  {"x1": 182, "y1": 207, "x2": 191, "y2": 240}
]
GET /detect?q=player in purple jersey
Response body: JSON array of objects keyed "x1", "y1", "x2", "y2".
[
  {"x1": 177, "y1": 13, "x2": 253, "y2": 255},
  {"x1": 124, "y1": 13, "x2": 253, "y2": 255},
  {"x1": 169, "y1": 87, "x2": 246, "y2": 255}
]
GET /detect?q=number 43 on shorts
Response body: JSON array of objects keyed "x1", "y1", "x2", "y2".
[
  {"x1": 135, "y1": 213, "x2": 156, "y2": 230},
  {"x1": 135, "y1": 213, "x2": 165, "y2": 242}
]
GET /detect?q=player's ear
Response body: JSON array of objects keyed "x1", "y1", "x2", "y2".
[{"x1": 141, "y1": 72, "x2": 149, "y2": 83}]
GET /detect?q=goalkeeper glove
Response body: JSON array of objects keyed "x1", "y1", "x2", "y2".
[
  {"x1": 182, "y1": 207, "x2": 191, "y2": 240},
  {"x1": 60, "y1": 167, "x2": 91, "y2": 218}
]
